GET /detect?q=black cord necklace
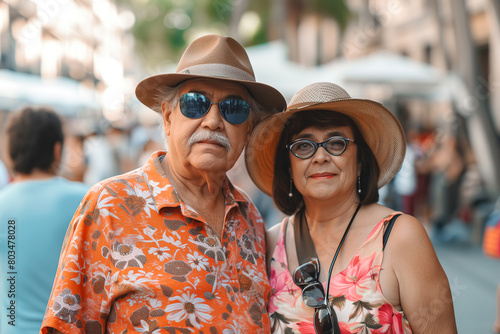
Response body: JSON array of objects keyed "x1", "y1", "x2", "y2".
[{"x1": 323, "y1": 203, "x2": 361, "y2": 299}]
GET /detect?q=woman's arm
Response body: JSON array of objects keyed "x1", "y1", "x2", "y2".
[{"x1": 386, "y1": 215, "x2": 457, "y2": 333}]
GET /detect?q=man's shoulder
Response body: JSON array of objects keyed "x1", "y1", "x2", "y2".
[{"x1": 88, "y1": 168, "x2": 145, "y2": 193}]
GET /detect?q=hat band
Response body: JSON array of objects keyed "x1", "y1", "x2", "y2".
[{"x1": 178, "y1": 63, "x2": 255, "y2": 82}]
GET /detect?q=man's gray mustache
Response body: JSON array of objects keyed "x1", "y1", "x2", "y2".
[{"x1": 187, "y1": 131, "x2": 232, "y2": 152}]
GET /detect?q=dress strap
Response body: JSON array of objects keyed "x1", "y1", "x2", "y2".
[{"x1": 383, "y1": 214, "x2": 402, "y2": 250}]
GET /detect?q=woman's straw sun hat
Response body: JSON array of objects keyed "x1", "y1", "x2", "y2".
[{"x1": 245, "y1": 82, "x2": 406, "y2": 197}]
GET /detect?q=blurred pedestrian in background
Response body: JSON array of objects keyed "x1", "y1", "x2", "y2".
[
  {"x1": 482, "y1": 196, "x2": 500, "y2": 333},
  {"x1": 418, "y1": 124, "x2": 471, "y2": 242},
  {"x1": 58, "y1": 134, "x2": 87, "y2": 183},
  {"x1": 82, "y1": 127, "x2": 121, "y2": 186},
  {"x1": 0, "y1": 158, "x2": 10, "y2": 189},
  {"x1": 246, "y1": 82, "x2": 457, "y2": 333},
  {"x1": 0, "y1": 107, "x2": 88, "y2": 334},
  {"x1": 393, "y1": 127, "x2": 421, "y2": 215},
  {"x1": 41, "y1": 34, "x2": 286, "y2": 333}
]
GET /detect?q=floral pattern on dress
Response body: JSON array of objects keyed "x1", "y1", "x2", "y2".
[
  {"x1": 41, "y1": 151, "x2": 271, "y2": 334},
  {"x1": 269, "y1": 215, "x2": 412, "y2": 334}
]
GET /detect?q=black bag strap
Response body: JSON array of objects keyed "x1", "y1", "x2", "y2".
[
  {"x1": 383, "y1": 213, "x2": 402, "y2": 250},
  {"x1": 294, "y1": 209, "x2": 318, "y2": 265}
]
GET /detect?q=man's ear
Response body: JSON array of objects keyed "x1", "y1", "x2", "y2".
[
  {"x1": 161, "y1": 101, "x2": 173, "y2": 136},
  {"x1": 53, "y1": 141, "x2": 62, "y2": 164},
  {"x1": 52, "y1": 141, "x2": 62, "y2": 174}
]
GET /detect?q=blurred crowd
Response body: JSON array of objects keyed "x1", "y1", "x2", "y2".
[
  {"x1": 380, "y1": 119, "x2": 490, "y2": 244},
  {"x1": 0, "y1": 107, "x2": 493, "y2": 241}
]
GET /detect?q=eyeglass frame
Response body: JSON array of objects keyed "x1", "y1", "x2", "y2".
[
  {"x1": 178, "y1": 92, "x2": 251, "y2": 125},
  {"x1": 286, "y1": 136, "x2": 355, "y2": 160}
]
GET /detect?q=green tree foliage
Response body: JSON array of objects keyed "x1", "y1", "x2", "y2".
[
  {"x1": 311, "y1": 0, "x2": 350, "y2": 31},
  {"x1": 117, "y1": 0, "x2": 349, "y2": 67}
]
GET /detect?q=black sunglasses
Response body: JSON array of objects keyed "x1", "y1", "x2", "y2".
[
  {"x1": 287, "y1": 137, "x2": 355, "y2": 159},
  {"x1": 178, "y1": 92, "x2": 251, "y2": 125},
  {"x1": 293, "y1": 258, "x2": 341, "y2": 334}
]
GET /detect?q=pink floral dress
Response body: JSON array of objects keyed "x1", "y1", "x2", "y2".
[{"x1": 269, "y1": 213, "x2": 413, "y2": 333}]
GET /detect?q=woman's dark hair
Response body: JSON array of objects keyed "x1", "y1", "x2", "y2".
[
  {"x1": 6, "y1": 107, "x2": 64, "y2": 174},
  {"x1": 273, "y1": 110, "x2": 380, "y2": 215}
]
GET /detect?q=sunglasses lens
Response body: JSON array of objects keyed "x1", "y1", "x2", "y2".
[
  {"x1": 302, "y1": 282, "x2": 326, "y2": 308},
  {"x1": 314, "y1": 306, "x2": 340, "y2": 334},
  {"x1": 179, "y1": 93, "x2": 211, "y2": 119},
  {"x1": 179, "y1": 93, "x2": 250, "y2": 124},
  {"x1": 294, "y1": 262, "x2": 319, "y2": 285},
  {"x1": 219, "y1": 99, "x2": 250, "y2": 124}
]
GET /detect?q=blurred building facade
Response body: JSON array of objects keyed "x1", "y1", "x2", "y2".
[
  {"x1": 357, "y1": 0, "x2": 500, "y2": 201},
  {"x1": 0, "y1": 0, "x2": 137, "y2": 134},
  {"x1": 281, "y1": 0, "x2": 499, "y2": 196},
  {"x1": 263, "y1": 0, "x2": 499, "y2": 236}
]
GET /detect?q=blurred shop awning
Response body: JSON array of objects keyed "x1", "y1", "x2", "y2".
[
  {"x1": 0, "y1": 69, "x2": 100, "y2": 116},
  {"x1": 246, "y1": 41, "x2": 450, "y2": 103},
  {"x1": 324, "y1": 51, "x2": 450, "y2": 100},
  {"x1": 246, "y1": 41, "x2": 334, "y2": 102}
]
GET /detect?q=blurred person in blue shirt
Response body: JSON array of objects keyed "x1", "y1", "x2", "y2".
[
  {"x1": 0, "y1": 158, "x2": 10, "y2": 189},
  {"x1": 0, "y1": 107, "x2": 88, "y2": 334}
]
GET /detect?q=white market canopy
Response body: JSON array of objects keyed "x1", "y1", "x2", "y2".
[
  {"x1": 0, "y1": 69, "x2": 99, "y2": 116},
  {"x1": 246, "y1": 41, "x2": 451, "y2": 103}
]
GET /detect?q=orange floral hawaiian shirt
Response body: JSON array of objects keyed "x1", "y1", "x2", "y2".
[{"x1": 41, "y1": 151, "x2": 271, "y2": 334}]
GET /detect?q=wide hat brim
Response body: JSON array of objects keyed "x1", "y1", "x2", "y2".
[
  {"x1": 245, "y1": 98, "x2": 406, "y2": 197},
  {"x1": 135, "y1": 34, "x2": 286, "y2": 114},
  {"x1": 135, "y1": 73, "x2": 286, "y2": 115}
]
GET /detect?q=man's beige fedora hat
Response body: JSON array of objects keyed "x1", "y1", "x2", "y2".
[
  {"x1": 135, "y1": 34, "x2": 286, "y2": 114},
  {"x1": 245, "y1": 82, "x2": 406, "y2": 196}
]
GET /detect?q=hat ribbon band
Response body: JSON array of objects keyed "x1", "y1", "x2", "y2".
[{"x1": 178, "y1": 63, "x2": 255, "y2": 82}]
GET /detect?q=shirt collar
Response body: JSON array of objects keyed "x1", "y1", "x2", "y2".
[{"x1": 141, "y1": 151, "x2": 249, "y2": 214}]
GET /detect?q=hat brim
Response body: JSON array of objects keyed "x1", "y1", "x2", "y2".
[
  {"x1": 135, "y1": 73, "x2": 286, "y2": 115},
  {"x1": 245, "y1": 98, "x2": 406, "y2": 197}
]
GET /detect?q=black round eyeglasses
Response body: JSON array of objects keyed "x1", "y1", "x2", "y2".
[{"x1": 287, "y1": 137, "x2": 355, "y2": 159}]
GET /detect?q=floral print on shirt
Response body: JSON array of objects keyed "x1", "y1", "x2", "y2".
[
  {"x1": 41, "y1": 151, "x2": 271, "y2": 334},
  {"x1": 269, "y1": 214, "x2": 412, "y2": 334}
]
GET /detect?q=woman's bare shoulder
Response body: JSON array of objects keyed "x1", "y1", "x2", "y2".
[{"x1": 265, "y1": 217, "x2": 290, "y2": 270}]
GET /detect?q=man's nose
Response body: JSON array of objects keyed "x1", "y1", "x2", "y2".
[{"x1": 201, "y1": 103, "x2": 224, "y2": 130}]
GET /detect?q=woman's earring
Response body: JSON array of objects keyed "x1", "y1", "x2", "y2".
[
  {"x1": 289, "y1": 178, "x2": 294, "y2": 197},
  {"x1": 357, "y1": 175, "x2": 362, "y2": 194}
]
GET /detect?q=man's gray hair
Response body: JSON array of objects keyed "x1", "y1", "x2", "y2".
[{"x1": 155, "y1": 85, "x2": 181, "y2": 148}]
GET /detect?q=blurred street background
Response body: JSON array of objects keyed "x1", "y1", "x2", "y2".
[{"x1": 0, "y1": 0, "x2": 499, "y2": 332}]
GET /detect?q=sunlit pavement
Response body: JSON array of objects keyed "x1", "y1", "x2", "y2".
[{"x1": 434, "y1": 241, "x2": 500, "y2": 333}]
